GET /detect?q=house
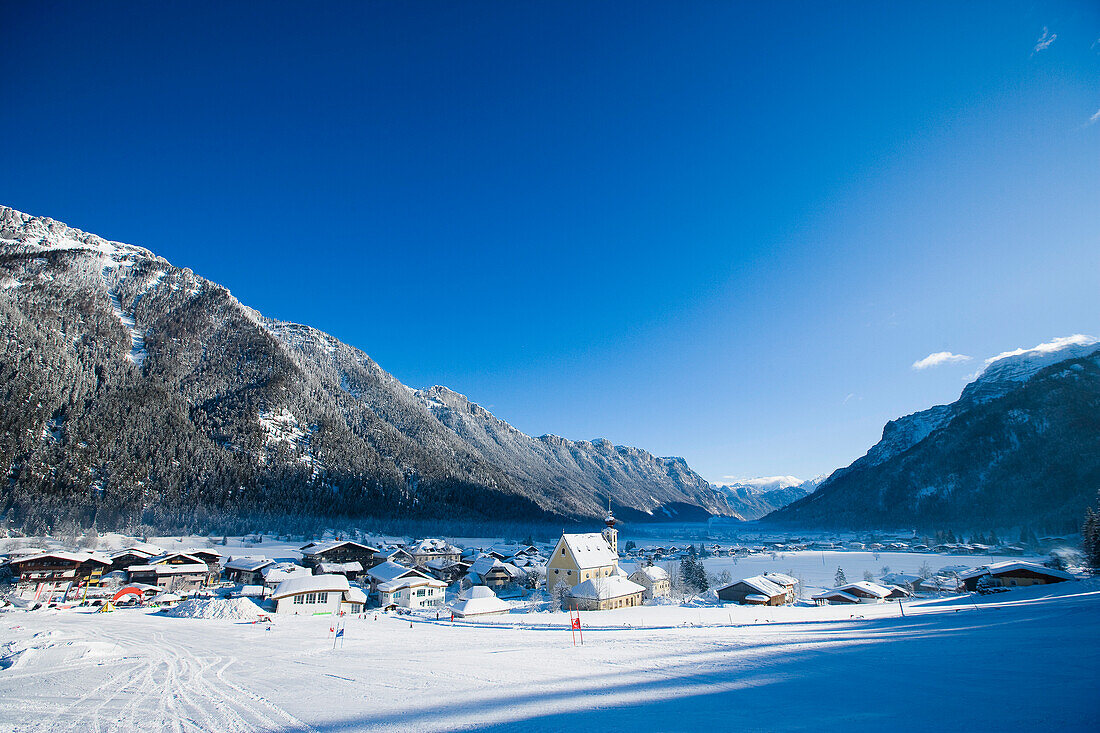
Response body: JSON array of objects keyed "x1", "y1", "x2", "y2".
[
  {"x1": 546, "y1": 512, "x2": 621, "y2": 592},
  {"x1": 108, "y1": 546, "x2": 163, "y2": 571},
  {"x1": 10, "y1": 551, "x2": 113, "y2": 596},
  {"x1": 126, "y1": 553, "x2": 210, "y2": 593},
  {"x1": 917, "y1": 575, "x2": 962, "y2": 594},
  {"x1": 960, "y1": 561, "x2": 1074, "y2": 591},
  {"x1": 300, "y1": 541, "x2": 380, "y2": 570},
  {"x1": 377, "y1": 575, "x2": 447, "y2": 610},
  {"x1": 408, "y1": 538, "x2": 463, "y2": 569},
  {"x1": 448, "y1": 585, "x2": 512, "y2": 618},
  {"x1": 880, "y1": 573, "x2": 922, "y2": 590},
  {"x1": 467, "y1": 555, "x2": 525, "y2": 588},
  {"x1": 568, "y1": 575, "x2": 646, "y2": 611},
  {"x1": 373, "y1": 547, "x2": 415, "y2": 567},
  {"x1": 812, "y1": 589, "x2": 860, "y2": 605},
  {"x1": 424, "y1": 558, "x2": 471, "y2": 584},
  {"x1": 223, "y1": 557, "x2": 275, "y2": 585},
  {"x1": 261, "y1": 562, "x2": 313, "y2": 589},
  {"x1": 185, "y1": 548, "x2": 223, "y2": 568},
  {"x1": 830, "y1": 581, "x2": 893, "y2": 603},
  {"x1": 271, "y1": 574, "x2": 365, "y2": 615},
  {"x1": 761, "y1": 572, "x2": 799, "y2": 603},
  {"x1": 717, "y1": 575, "x2": 788, "y2": 606},
  {"x1": 366, "y1": 560, "x2": 432, "y2": 596},
  {"x1": 628, "y1": 565, "x2": 671, "y2": 600},
  {"x1": 315, "y1": 561, "x2": 363, "y2": 581}
]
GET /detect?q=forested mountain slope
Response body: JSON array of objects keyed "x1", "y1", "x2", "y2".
[
  {"x1": 0, "y1": 206, "x2": 744, "y2": 532},
  {"x1": 768, "y1": 340, "x2": 1100, "y2": 531}
]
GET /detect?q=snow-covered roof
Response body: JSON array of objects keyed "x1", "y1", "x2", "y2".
[
  {"x1": 468, "y1": 555, "x2": 524, "y2": 579},
  {"x1": 630, "y1": 565, "x2": 670, "y2": 583},
  {"x1": 836, "y1": 581, "x2": 892, "y2": 598},
  {"x1": 377, "y1": 575, "x2": 447, "y2": 593},
  {"x1": 109, "y1": 547, "x2": 159, "y2": 560},
  {"x1": 881, "y1": 573, "x2": 921, "y2": 586},
  {"x1": 10, "y1": 551, "x2": 112, "y2": 566},
  {"x1": 409, "y1": 538, "x2": 460, "y2": 555},
  {"x1": 300, "y1": 540, "x2": 379, "y2": 557},
  {"x1": 450, "y1": 586, "x2": 511, "y2": 617},
  {"x1": 261, "y1": 563, "x2": 312, "y2": 585},
  {"x1": 959, "y1": 561, "x2": 1074, "y2": 581},
  {"x1": 128, "y1": 562, "x2": 208, "y2": 575},
  {"x1": 569, "y1": 575, "x2": 645, "y2": 600},
  {"x1": 224, "y1": 557, "x2": 275, "y2": 572},
  {"x1": 272, "y1": 573, "x2": 350, "y2": 600},
  {"x1": 762, "y1": 572, "x2": 797, "y2": 587},
  {"x1": 367, "y1": 560, "x2": 428, "y2": 584},
  {"x1": 721, "y1": 575, "x2": 785, "y2": 598},
  {"x1": 559, "y1": 533, "x2": 617, "y2": 569},
  {"x1": 318, "y1": 561, "x2": 363, "y2": 573},
  {"x1": 812, "y1": 589, "x2": 860, "y2": 603},
  {"x1": 343, "y1": 587, "x2": 368, "y2": 604},
  {"x1": 744, "y1": 594, "x2": 770, "y2": 603}
]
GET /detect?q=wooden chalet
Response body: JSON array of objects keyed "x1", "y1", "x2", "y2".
[
  {"x1": 300, "y1": 541, "x2": 380, "y2": 570},
  {"x1": 960, "y1": 561, "x2": 1074, "y2": 591}
]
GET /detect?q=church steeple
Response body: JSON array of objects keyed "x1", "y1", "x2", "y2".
[{"x1": 602, "y1": 495, "x2": 618, "y2": 556}]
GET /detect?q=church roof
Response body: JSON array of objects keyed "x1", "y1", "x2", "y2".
[{"x1": 559, "y1": 533, "x2": 617, "y2": 570}]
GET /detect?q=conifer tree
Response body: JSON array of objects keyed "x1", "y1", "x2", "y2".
[{"x1": 834, "y1": 567, "x2": 847, "y2": 587}]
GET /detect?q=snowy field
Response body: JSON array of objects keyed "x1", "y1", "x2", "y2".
[{"x1": 2, "y1": 582, "x2": 1098, "y2": 732}]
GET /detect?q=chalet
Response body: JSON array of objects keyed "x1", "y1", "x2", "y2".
[
  {"x1": 960, "y1": 561, "x2": 1074, "y2": 591},
  {"x1": 373, "y1": 547, "x2": 415, "y2": 567},
  {"x1": 224, "y1": 557, "x2": 275, "y2": 585},
  {"x1": 271, "y1": 574, "x2": 366, "y2": 615},
  {"x1": 467, "y1": 555, "x2": 525, "y2": 588},
  {"x1": 717, "y1": 575, "x2": 788, "y2": 606},
  {"x1": 366, "y1": 560, "x2": 432, "y2": 596},
  {"x1": 377, "y1": 575, "x2": 447, "y2": 610},
  {"x1": 449, "y1": 585, "x2": 511, "y2": 618},
  {"x1": 127, "y1": 553, "x2": 209, "y2": 593},
  {"x1": 831, "y1": 581, "x2": 893, "y2": 603},
  {"x1": 568, "y1": 574, "x2": 646, "y2": 611},
  {"x1": 185, "y1": 548, "x2": 223, "y2": 568},
  {"x1": 424, "y1": 558, "x2": 471, "y2": 584},
  {"x1": 408, "y1": 538, "x2": 462, "y2": 569},
  {"x1": 10, "y1": 551, "x2": 113, "y2": 596},
  {"x1": 812, "y1": 589, "x2": 860, "y2": 605},
  {"x1": 547, "y1": 513, "x2": 621, "y2": 592},
  {"x1": 300, "y1": 541, "x2": 380, "y2": 570},
  {"x1": 108, "y1": 546, "x2": 163, "y2": 571},
  {"x1": 628, "y1": 565, "x2": 671, "y2": 600}
]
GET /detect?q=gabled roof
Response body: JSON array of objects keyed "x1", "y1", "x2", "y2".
[
  {"x1": 468, "y1": 555, "x2": 524, "y2": 579},
  {"x1": 812, "y1": 589, "x2": 859, "y2": 603},
  {"x1": 724, "y1": 575, "x2": 786, "y2": 598},
  {"x1": 569, "y1": 575, "x2": 645, "y2": 600},
  {"x1": 367, "y1": 560, "x2": 429, "y2": 584},
  {"x1": 224, "y1": 556, "x2": 275, "y2": 572},
  {"x1": 377, "y1": 575, "x2": 447, "y2": 593},
  {"x1": 10, "y1": 551, "x2": 112, "y2": 567},
  {"x1": 959, "y1": 561, "x2": 1074, "y2": 581},
  {"x1": 300, "y1": 540, "x2": 379, "y2": 557},
  {"x1": 409, "y1": 538, "x2": 460, "y2": 555},
  {"x1": 762, "y1": 572, "x2": 797, "y2": 587},
  {"x1": 836, "y1": 581, "x2": 892, "y2": 598},
  {"x1": 450, "y1": 586, "x2": 511, "y2": 617},
  {"x1": 558, "y1": 533, "x2": 617, "y2": 570},
  {"x1": 272, "y1": 573, "x2": 350, "y2": 600},
  {"x1": 261, "y1": 564, "x2": 313, "y2": 585}
]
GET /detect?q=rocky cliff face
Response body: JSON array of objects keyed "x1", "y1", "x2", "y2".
[
  {"x1": 768, "y1": 339, "x2": 1100, "y2": 531},
  {"x1": 0, "y1": 206, "x2": 735, "y2": 531}
]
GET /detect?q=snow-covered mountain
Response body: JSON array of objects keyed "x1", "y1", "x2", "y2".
[
  {"x1": 0, "y1": 206, "x2": 740, "y2": 531},
  {"x1": 769, "y1": 337, "x2": 1100, "y2": 531},
  {"x1": 710, "y1": 475, "x2": 823, "y2": 520}
]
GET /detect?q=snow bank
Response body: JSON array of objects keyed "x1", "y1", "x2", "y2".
[{"x1": 162, "y1": 597, "x2": 265, "y2": 620}]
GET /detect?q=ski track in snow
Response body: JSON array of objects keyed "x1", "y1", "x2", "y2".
[{"x1": 101, "y1": 262, "x2": 148, "y2": 368}]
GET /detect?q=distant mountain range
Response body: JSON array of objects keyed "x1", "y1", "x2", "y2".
[
  {"x1": 713, "y1": 476, "x2": 824, "y2": 520},
  {"x1": 0, "y1": 206, "x2": 800, "y2": 532},
  {"x1": 768, "y1": 336, "x2": 1100, "y2": 532}
]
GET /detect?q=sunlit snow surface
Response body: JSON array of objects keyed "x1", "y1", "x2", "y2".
[{"x1": 2, "y1": 577, "x2": 1097, "y2": 731}]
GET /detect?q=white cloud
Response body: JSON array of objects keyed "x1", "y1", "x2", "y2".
[
  {"x1": 1033, "y1": 26, "x2": 1057, "y2": 53},
  {"x1": 983, "y1": 334, "x2": 1099, "y2": 366},
  {"x1": 1089, "y1": 108, "x2": 1100, "y2": 126},
  {"x1": 912, "y1": 351, "x2": 972, "y2": 370}
]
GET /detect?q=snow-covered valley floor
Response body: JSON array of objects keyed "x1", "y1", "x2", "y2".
[{"x1": 2, "y1": 583, "x2": 1098, "y2": 732}]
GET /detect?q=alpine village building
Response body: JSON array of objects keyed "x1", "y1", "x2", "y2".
[{"x1": 546, "y1": 511, "x2": 645, "y2": 611}]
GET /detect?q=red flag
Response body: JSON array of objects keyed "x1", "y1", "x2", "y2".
[{"x1": 571, "y1": 616, "x2": 581, "y2": 630}]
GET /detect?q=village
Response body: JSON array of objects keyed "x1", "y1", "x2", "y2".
[{"x1": 0, "y1": 511, "x2": 1080, "y2": 621}]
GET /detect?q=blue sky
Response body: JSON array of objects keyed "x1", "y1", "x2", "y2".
[{"x1": 3, "y1": 2, "x2": 1098, "y2": 483}]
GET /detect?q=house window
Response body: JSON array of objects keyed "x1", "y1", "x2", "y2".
[
  {"x1": 294, "y1": 595, "x2": 304, "y2": 604},
  {"x1": 553, "y1": 569, "x2": 559, "y2": 575},
  {"x1": 561, "y1": 548, "x2": 565, "y2": 555}
]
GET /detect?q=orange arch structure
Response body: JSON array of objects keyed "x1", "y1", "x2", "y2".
[{"x1": 111, "y1": 586, "x2": 147, "y2": 604}]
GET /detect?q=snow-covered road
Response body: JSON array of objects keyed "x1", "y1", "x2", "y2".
[{"x1": 2, "y1": 583, "x2": 1098, "y2": 732}]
